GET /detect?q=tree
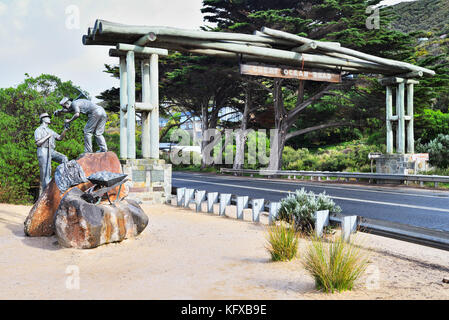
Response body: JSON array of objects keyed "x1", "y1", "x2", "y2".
[
  {"x1": 202, "y1": 0, "x2": 416, "y2": 169},
  {"x1": 0, "y1": 74, "x2": 89, "y2": 204}
]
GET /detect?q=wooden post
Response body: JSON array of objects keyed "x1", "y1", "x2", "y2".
[
  {"x1": 386, "y1": 86, "x2": 393, "y2": 154},
  {"x1": 126, "y1": 51, "x2": 136, "y2": 159},
  {"x1": 219, "y1": 193, "x2": 232, "y2": 216},
  {"x1": 184, "y1": 189, "x2": 194, "y2": 208},
  {"x1": 252, "y1": 199, "x2": 264, "y2": 223},
  {"x1": 407, "y1": 83, "x2": 415, "y2": 154},
  {"x1": 269, "y1": 202, "x2": 280, "y2": 225},
  {"x1": 315, "y1": 210, "x2": 330, "y2": 237},
  {"x1": 396, "y1": 83, "x2": 405, "y2": 154},
  {"x1": 195, "y1": 190, "x2": 206, "y2": 212},
  {"x1": 119, "y1": 57, "x2": 128, "y2": 159},
  {"x1": 236, "y1": 196, "x2": 249, "y2": 220},
  {"x1": 207, "y1": 192, "x2": 218, "y2": 213},
  {"x1": 141, "y1": 60, "x2": 151, "y2": 158},
  {"x1": 150, "y1": 54, "x2": 159, "y2": 159}
]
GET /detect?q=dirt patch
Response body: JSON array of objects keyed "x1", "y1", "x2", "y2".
[{"x1": 0, "y1": 203, "x2": 448, "y2": 299}]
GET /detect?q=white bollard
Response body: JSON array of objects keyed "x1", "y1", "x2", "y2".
[
  {"x1": 195, "y1": 190, "x2": 206, "y2": 212},
  {"x1": 269, "y1": 202, "x2": 281, "y2": 225},
  {"x1": 207, "y1": 192, "x2": 219, "y2": 213},
  {"x1": 184, "y1": 189, "x2": 195, "y2": 208},
  {"x1": 341, "y1": 215, "x2": 358, "y2": 242},
  {"x1": 219, "y1": 193, "x2": 232, "y2": 216},
  {"x1": 315, "y1": 210, "x2": 330, "y2": 237},
  {"x1": 252, "y1": 199, "x2": 265, "y2": 223},
  {"x1": 236, "y1": 196, "x2": 249, "y2": 220},
  {"x1": 176, "y1": 188, "x2": 186, "y2": 206}
]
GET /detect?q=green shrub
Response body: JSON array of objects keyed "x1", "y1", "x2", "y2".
[
  {"x1": 265, "y1": 223, "x2": 298, "y2": 261},
  {"x1": 303, "y1": 235, "x2": 369, "y2": 293},
  {"x1": 276, "y1": 188, "x2": 341, "y2": 233},
  {"x1": 282, "y1": 141, "x2": 384, "y2": 173},
  {"x1": 416, "y1": 134, "x2": 449, "y2": 168}
]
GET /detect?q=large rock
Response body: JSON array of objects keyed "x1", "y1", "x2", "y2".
[
  {"x1": 54, "y1": 188, "x2": 148, "y2": 249},
  {"x1": 24, "y1": 152, "x2": 127, "y2": 237}
]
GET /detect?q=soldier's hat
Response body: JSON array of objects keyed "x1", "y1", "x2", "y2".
[
  {"x1": 39, "y1": 113, "x2": 51, "y2": 120},
  {"x1": 59, "y1": 97, "x2": 71, "y2": 106}
]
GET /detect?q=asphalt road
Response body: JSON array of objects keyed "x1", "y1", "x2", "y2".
[{"x1": 172, "y1": 171, "x2": 449, "y2": 232}]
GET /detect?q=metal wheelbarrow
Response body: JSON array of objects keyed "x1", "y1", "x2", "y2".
[{"x1": 82, "y1": 171, "x2": 128, "y2": 205}]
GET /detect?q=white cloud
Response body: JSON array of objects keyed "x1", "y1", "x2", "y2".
[
  {"x1": 15, "y1": 0, "x2": 30, "y2": 16},
  {"x1": 0, "y1": 2, "x2": 7, "y2": 16},
  {"x1": 0, "y1": 0, "x2": 205, "y2": 102}
]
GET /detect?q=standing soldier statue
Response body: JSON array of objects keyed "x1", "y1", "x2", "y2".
[
  {"x1": 34, "y1": 113, "x2": 69, "y2": 193},
  {"x1": 55, "y1": 98, "x2": 108, "y2": 153}
]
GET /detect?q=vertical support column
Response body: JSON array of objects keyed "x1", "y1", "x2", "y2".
[
  {"x1": 150, "y1": 54, "x2": 160, "y2": 159},
  {"x1": 396, "y1": 83, "x2": 405, "y2": 154},
  {"x1": 386, "y1": 86, "x2": 393, "y2": 154},
  {"x1": 407, "y1": 83, "x2": 415, "y2": 154},
  {"x1": 119, "y1": 57, "x2": 128, "y2": 159},
  {"x1": 141, "y1": 60, "x2": 151, "y2": 158},
  {"x1": 126, "y1": 51, "x2": 136, "y2": 159}
]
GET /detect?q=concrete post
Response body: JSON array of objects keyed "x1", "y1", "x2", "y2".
[
  {"x1": 341, "y1": 215, "x2": 358, "y2": 242},
  {"x1": 141, "y1": 60, "x2": 151, "y2": 158},
  {"x1": 386, "y1": 85, "x2": 393, "y2": 154},
  {"x1": 184, "y1": 188, "x2": 194, "y2": 208},
  {"x1": 126, "y1": 51, "x2": 136, "y2": 159},
  {"x1": 150, "y1": 54, "x2": 160, "y2": 159},
  {"x1": 219, "y1": 193, "x2": 232, "y2": 216},
  {"x1": 315, "y1": 210, "x2": 329, "y2": 237},
  {"x1": 207, "y1": 192, "x2": 218, "y2": 213},
  {"x1": 252, "y1": 199, "x2": 264, "y2": 223},
  {"x1": 195, "y1": 190, "x2": 206, "y2": 212},
  {"x1": 407, "y1": 83, "x2": 414, "y2": 154},
  {"x1": 268, "y1": 202, "x2": 280, "y2": 225},
  {"x1": 397, "y1": 83, "x2": 405, "y2": 154},
  {"x1": 176, "y1": 188, "x2": 185, "y2": 206},
  {"x1": 236, "y1": 196, "x2": 249, "y2": 220},
  {"x1": 119, "y1": 57, "x2": 128, "y2": 159}
]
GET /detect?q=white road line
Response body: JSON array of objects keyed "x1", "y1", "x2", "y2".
[
  {"x1": 173, "y1": 177, "x2": 449, "y2": 213},
  {"x1": 174, "y1": 173, "x2": 448, "y2": 199}
]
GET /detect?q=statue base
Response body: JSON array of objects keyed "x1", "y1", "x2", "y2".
[
  {"x1": 375, "y1": 153, "x2": 429, "y2": 184},
  {"x1": 121, "y1": 159, "x2": 172, "y2": 204}
]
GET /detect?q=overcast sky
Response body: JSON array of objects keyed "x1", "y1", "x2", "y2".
[{"x1": 0, "y1": 0, "x2": 416, "y2": 102}]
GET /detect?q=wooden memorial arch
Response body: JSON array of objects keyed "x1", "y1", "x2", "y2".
[{"x1": 83, "y1": 20, "x2": 435, "y2": 175}]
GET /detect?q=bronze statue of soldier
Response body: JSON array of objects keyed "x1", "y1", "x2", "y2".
[
  {"x1": 55, "y1": 97, "x2": 108, "y2": 154},
  {"x1": 34, "y1": 113, "x2": 69, "y2": 193}
]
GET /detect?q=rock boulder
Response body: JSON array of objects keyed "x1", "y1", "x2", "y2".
[
  {"x1": 55, "y1": 188, "x2": 148, "y2": 249},
  {"x1": 24, "y1": 152, "x2": 127, "y2": 237}
]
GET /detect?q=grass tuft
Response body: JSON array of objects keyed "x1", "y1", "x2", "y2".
[
  {"x1": 302, "y1": 235, "x2": 369, "y2": 293},
  {"x1": 266, "y1": 223, "x2": 299, "y2": 262}
]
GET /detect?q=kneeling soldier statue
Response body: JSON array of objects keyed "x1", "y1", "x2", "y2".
[
  {"x1": 34, "y1": 113, "x2": 69, "y2": 193},
  {"x1": 55, "y1": 98, "x2": 108, "y2": 154}
]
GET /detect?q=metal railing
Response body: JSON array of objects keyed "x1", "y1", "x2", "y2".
[
  {"x1": 220, "y1": 168, "x2": 449, "y2": 188},
  {"x1": 170, "y1": 186, "x2": 449, "y2": 251}
]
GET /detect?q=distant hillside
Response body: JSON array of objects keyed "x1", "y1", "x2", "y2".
[{"x1": 389, "y1": 0, "x2": 449, "y2": 36}]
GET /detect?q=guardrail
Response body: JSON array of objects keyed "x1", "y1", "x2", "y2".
[
  {"x1": 170, "y1": 186, "x2": 449, "y2": 251},
  {"x1": 220, "y1": 168, "x2": 449, "y2": 188}
]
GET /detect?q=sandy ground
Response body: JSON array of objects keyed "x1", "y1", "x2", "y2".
[{"x1": 0, "y1": 202, "x2": 448, "y2": 300}]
